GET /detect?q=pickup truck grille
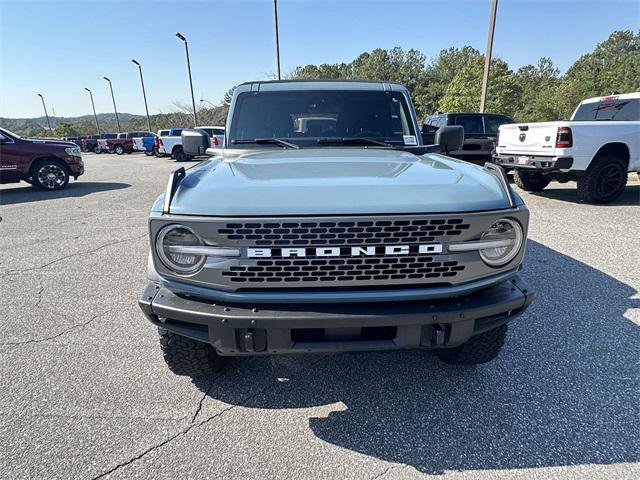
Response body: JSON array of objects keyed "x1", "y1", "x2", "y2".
[
  {"x1": 222, "y1": 255, "x2": 465, "y2": 284},
  {"x1": 218, "y1": 218, "x2": 471, "y2": 246}
]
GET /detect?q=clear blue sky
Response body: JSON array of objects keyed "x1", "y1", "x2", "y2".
[{"x1": 1, "y1": 0, "x2": 638, "y2": 118}]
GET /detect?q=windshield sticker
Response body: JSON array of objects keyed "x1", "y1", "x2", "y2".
[{"x1": 403, "y1": 135, "x2": 417, "y2": 146}]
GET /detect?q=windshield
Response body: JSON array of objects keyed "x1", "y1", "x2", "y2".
[
  {"x1": 229, "y1": 90, "x2": 417, "y2": 147},
  {"x1": 572, "y1": 98, "x2": 639, "y2": 121}
]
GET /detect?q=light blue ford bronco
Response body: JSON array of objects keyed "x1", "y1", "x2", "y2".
[{"x1": 138, "y1": 80, "x2": 534, "y2": 376}]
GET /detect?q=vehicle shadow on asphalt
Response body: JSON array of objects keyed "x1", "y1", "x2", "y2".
[
  {"x1": 530, "y1": 183, "x2": 639, "y2": 206},
  {"x1": 192, "y1": 240, "x2": 639, "y2": 474},
  {"x1": 0, "y1": 181, "x2": 130, "y2": 206}
]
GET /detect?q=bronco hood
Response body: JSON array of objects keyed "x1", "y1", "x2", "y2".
[{"x1": 164, "y1": 148, "x2": 512, "y2": 216}]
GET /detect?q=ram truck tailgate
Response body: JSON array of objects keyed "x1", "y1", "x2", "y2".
[{"x1": 497, "y1": 122, "x2": 561, "y2": 155}]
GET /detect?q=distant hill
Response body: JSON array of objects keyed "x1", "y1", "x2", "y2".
[
  {"x1": 0, "y1": 106, "x2": 229, "y2": 137},
  {"x1": 0, "y1": 113, "x2": 145, "y2": 137}
]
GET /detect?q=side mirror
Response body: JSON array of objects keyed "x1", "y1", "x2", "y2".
[
  {"x1": 182, "y1": 129, "x2": 210, "y2": 156},
  {"x1": 435, "y1": 125, "x2": 464, "y2": 155}
]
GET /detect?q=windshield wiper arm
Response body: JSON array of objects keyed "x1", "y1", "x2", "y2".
[
  {"x1": 316, "y1": 137, "x2": 391, "y2": 147},
  {"x1": 232, "y1": 138, "x2": 300, "y2": 149}
]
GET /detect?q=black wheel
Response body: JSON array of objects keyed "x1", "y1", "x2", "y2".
[
  {"x1": 144, "y1": 149, "x2": 155, "y2": 157},
  {"x1": 434, "y1": 324, "x2": 507, "y2": 365},
  {"x1": 32, "y1": 159, "x2": 70, "y2": 190},
  {"x1": 173, "y1": 147, "x2": 188, "y2": 162},
  {"x1": 513, "y1": 170, "x2": 551, "y2": 192},
  {"x1": 158, "y1": 328, "x2": 224, "y2": 376},
  {"x1": 114, "y1": 145, "x2": 125, "y2": 155},
  {"x1": 92, "y1": 145, "x2": 101, "y2": 154},
  {"x1": 577, "y1": 156, "x2": 627, "y2": 204}
]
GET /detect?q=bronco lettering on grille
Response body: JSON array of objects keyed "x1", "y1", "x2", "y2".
[{"x1": 246, "y1": 244, "x2": 443, "y2": 258}]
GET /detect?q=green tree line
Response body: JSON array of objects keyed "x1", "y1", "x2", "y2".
[{"x1": 290, "y1": 30, "x2": 639, "y2": 122}]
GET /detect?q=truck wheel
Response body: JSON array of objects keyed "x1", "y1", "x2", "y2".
[
  {"x1": 174, "y1": 147, "x2": 188, "y2": 162},
  {"x1": 434, "y1": 324, "x2": 507, "y2": 365},
  {"x1": 92, "y1": 145, "x2": 101, "y2": 154},
  {"x1": 158, "y1": 328, "x2": 224, "y2": 376},
  {"x1": 154, "y1": 148, "x2": 164, "y2": 158},
  {"x1": 144, "y1": 149, "x2": 155, "y2": 157},
  {"x1": 513, "y1": 170, "x2": 550, "y2": 192},
  {"x1": 32, "y1": 159, "x2": 70, "y2": 190},
  {"x1": 576, "y1": 156, "x2": 627, "y2": 204},
  {"x1": 114, "y1": 145, "x2": 125, "y2": 155}
]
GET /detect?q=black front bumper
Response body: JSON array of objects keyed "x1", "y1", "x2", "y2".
[
  {"x1": 138, "y1": 276, "x2": 534, "y2": 356},
  {"x1": 494, "y1": 153, "x2": 573, "y2": 172}
]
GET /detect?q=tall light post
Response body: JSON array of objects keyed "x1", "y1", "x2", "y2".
[
  {"x1": 132, "y1": 59, "x2": 152, "y2": 132},
  {"x1": 84, "y1": 88, "x2": 100, "y2": 135},
  {"x1": 103, "y1": 76, "x2": 121, "y2": 132},
  {"x1": 176, "y1": 32, "x2": 198, "y2": 127},
  {"x1": 36, "y1": 93, "x2": 52, "y2": 132},
  {"x1": 479, "y1": 0, "x2": 498, "y2": 113},
  {"x1": 273, "y1": 0, "x2": 281, "y2": 80}
]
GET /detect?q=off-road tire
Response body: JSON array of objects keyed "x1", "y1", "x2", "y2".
[
  {"x1": 114, "y1": 145, "x2": 125, "y2": 155},
  {"x1": 158, "y1": 328, "x2": 224, "y2": 376},
  {"x1": 434, "y1": 324, "x2": 508, "y2": 365},
  {"x1": 31, "y1": 159, "x2": 70, "y2": 190},
  {"x1": 576, "y1": 155, "x2": 627, "y2": 204},
  {"x1": 173, "y1": 147, "x2": 188, "y2": 162},
  {"x1": 513, "y1": 170, "x2": 551, "y2": 192}
]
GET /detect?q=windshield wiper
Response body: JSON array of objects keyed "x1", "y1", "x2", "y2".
[
  {"x1": 232, "y1": 138, "x2": 300, "y2": 149},
  {"x1": 316, "y1": 137, "x2": 392, "y2": 147}
]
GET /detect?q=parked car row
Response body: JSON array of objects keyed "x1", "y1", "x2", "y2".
[{"x1": 68, "y1": 126, "x2": 225, "y2": 161}]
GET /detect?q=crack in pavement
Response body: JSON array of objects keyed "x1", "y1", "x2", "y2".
[
  {"x1": 0, "y1": 310, "x2": 111, "y2": 346},
  {"x1": 92, "y1": 356, "x2": 327, "y2": 479},
  {"x1": 371, "y1": 464, "x2": 408, "y2": 479},
  {"x1": 34, "y1": 284, "x2": 45, "y2": 308},
  {"x1": 6, "y1": 233, "x2": 148, "y2": 275}
]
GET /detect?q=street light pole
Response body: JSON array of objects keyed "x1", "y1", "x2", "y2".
[
  {"x1": 36, "y1": 93, "x2": 52, "y2": 132},
  {"x1": 84, "y1": 88, "x2": 100, "y2": 135},
  {"x1": 132, "y1": 59, "x2": 152, "y2": 132},
  {"x1": 479, "y1": 0, "x2": 498, "y2": 113},
  {"x1": 273, "y1": 0, "x2": 281, "y2": 80},
  {"x1": 176, "y1": 32, "x2": 198, "y2": 127},
  {"x1": 103, "y1": 77, "x2": 121, "y2": 132},
  {"x1": 200, "y1": 98, "x2": 216, "y2": 108}
]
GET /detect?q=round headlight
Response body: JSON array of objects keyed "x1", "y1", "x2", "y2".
[
  {"x1": 156, "y1": 225, "x2": 205, "y2": 274},
  {"x1": 479, "y1": 218, "x2": 523, "y2": 267}
]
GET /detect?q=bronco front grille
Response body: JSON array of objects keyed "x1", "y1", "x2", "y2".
[
  {"x1": 222, "y1": 255, "x2": 465, "y2": 284},
  {"x1": 150, "y1": 211, "x2": 529, "y2": 292},
  {"x1": 218, "y1": 218, "x2": 470, "y2": 246}
]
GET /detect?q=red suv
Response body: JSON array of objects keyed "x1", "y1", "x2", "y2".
[{"x1": 0, "y1": 127, "x2": 84, "y2": 190}]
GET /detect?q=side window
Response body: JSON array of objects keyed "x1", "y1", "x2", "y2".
[
  {"x1": 454, "y1": 115, "x2": 483, "y2": 134},
  {"x1": 213, "y1": 129, "x2": 225, "y2": 136}
]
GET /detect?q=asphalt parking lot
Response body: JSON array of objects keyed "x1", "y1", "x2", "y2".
[{"x1": 1, "y1": 152, "x2": 638, "y2": 480}]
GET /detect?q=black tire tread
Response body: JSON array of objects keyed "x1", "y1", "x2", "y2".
[
  {"x1": 31, "y1": 158, "x2": 70, "y2": 190},
  {"x1": 158, "y1": 328, "x2": 223, "y2": 376},
  {"x1": 435, "y1": 324, "x2": 507, "y2": 365},
  {"x1": 576, "y1": 155, "x2": 627, "y2": 204},
  {"x1": 513, "y1": 170, "x2": 550, "y2": 192}
]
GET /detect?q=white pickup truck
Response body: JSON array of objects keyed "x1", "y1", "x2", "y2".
[
  {"x1": 494, "y1": 93, "x2": 639, "y2": 203},
  {"x1": 156, "y1": 126, "x2": 224, "y2": 161}
]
